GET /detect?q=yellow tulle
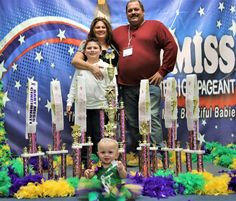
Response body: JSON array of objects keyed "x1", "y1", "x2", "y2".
[
  {"x1": 194, "y1": 171, "x2": 234, "y2": 195},
  {"x1": 14, "y1": 178, "x2": 75, "y2": 199}
]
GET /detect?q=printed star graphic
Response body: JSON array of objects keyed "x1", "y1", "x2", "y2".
[
  {"x1": 195, "y1": 30, "x2": 202, "y2": 36},
  {"x1": 57, "y1": 29, "x2": 66, "y2": 41},
  {"x1": 198, "y1": 7, "x2": 205, "y2": 16},
  {"x1": 215, "y1": 125, "x2": 218, "y2": 129},
  {"x1": 176, "y1": 9, "x2": 179, "y2": 16},
  {"x1": 229, "y1": 20, "x2": 236, "y2": 36},
  {"x1": 69, "y1": 75, "x2": 72, "y2": 79},
  {"x1": 45, "y1": 100, "x2": 51, "y2": 112},
  {"x1": 218, "y1": 2, "x2": 224, "y2": 12},
  {"x1": 230, "y1": 6, "x2": 236, "y2": 13},
  {"x1": 0, "y1": 60, "x2": 7, "y2": 78},
  {"x1": 201, "y1": 119, "x2": 207, "y2": 126},
  {"x1": 3, "y1": 91, "x2": 10, "y2": 106},
  {"x1": 15, "y1": 80, "x2": 22, "y2": 90},
  {"x1": 12, "y1": 63, "x2": 18, "y2": 71},
  {"x1": 18, "y1": 35, "x2": 25, "y2": 45},
  {"x1": 198, "y1": 133, "x2": 205, "y2": 145},
  {"x1": 216, "y1": 20, "x2": 222, "y2": 29},
  {"x1": 27, "y1": 76, "x2": 35, "y2": 83},
  {"x1": 51, "y1": 63, "x2": 55, "y2": 68},
  {"x1": 68, "y1": 46, "x2": 75, "y2": 56},
  {"x1": 35, "y1": 51, "x2": 43, "y2": 63},
  {"x1": 17, "y1": 110, "x2": 20, "y2": 114}
]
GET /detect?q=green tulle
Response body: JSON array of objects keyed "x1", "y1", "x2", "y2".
[
  {"x1": 66, "y1": 177, "x2": 79, "y2": 189},
  {"x1": 154, "y1": 169, "x2": 174, "y2": 177},
  {"x1": 0, "y1": 170, "x2": 11, "y2": 196},
  {"x1": 10, "y1": 158, "x2": 24, "y2": 177},
  {"x1": 174, "y1": 172, "x2": 205, "y2": 195}
]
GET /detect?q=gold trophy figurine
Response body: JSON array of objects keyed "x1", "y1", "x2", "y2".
[
  {"x1": 105, "y1": 48, "x2": 115, "y2": 82},
  {"x1": 139, "y1": 122, "x2": 149, "y2": 143},
  {"x1": 71, "y1": 124, "x2": 81, "y2": 146}
]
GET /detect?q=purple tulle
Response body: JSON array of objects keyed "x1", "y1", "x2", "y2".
[
  {"x1": 228, "y1": 170, "x2": 236, "y2": 193},
  {"x1": 9, "y1": 174, "x2": 43, "y2": 195},
  {"x1": 142, "y1": 176, "x2": 176, "y2": 198}
]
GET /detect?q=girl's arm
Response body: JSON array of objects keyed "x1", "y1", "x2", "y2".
[{"x1": 117, "y1": 161, "x2": 127, "y2": 179}]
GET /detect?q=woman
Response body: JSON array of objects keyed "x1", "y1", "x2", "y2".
[{"x1": 71, "y1": 17, "x2": 119, "y2": 80}]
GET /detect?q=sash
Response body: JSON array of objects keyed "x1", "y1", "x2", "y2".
[
  {"x1": 25, "y1": 80, "x2": 38, "y2": 139},
  {"x1": 50, "y1": 80, "x2": 64, "y2": 131},
  {"x1": 164, "y1": 77, "x2": 177, "y2": 128},
  {"x1": 74, "y1": 75, "x2": 87, "y2": 132},
  {"x1": 138, "y1": 79, "x2": 151, "y2": 134},
  {"x1": 186, "y1": 74, "x2": 199, "y2": 130}
]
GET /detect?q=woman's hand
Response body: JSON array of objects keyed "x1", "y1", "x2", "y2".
[{"x1": 91, "y1": 63, "x2": 104, "y2": 80}]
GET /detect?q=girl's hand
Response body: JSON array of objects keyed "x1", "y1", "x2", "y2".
[{"x1": 84, "y1": 169, "x2": 95, "y2": 179}]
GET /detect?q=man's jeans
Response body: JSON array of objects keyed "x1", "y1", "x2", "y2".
[{"x1": 122, "y1": 85, "x2": 163, "y2": 151}]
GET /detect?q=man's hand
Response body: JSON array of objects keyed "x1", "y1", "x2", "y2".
[{"x1": 149, "y1": 72, "x2": 163, "y2": 85}]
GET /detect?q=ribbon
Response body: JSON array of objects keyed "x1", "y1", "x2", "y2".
[
  {"x1": 138, "y1": 79, "x2": 151, "y2": 136},
  {"x1": 74, "y1": 75, "x2": 87, "y2": 133},
  {"x1": 25, "y1": 80, "x2": 38, "y2": 139},
  {"x1": 186, "y1": 74, "x2": 199, "y2": 131},
  {"x1": 50, "y1": 80, "x2": 64, "y2": 131},
  {"x1": 164, "y1": 77, "x2": 177, "y2": 127}
]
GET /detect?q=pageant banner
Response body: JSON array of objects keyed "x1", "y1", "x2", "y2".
[{"x1": 0, "y1": 0, "x2": 235, "y2": 153}]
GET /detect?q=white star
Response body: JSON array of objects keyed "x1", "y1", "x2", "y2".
[
  {"x1": 229, "y1": 20, "x2": 236, "y2": 36},
  {"x1": 198, "y1": 7, "x2": 205, "y2": 16},
  {"x1": 215, "y1": 125, "x2": 218, "y2": 129},
  {"x1": 0, "y1": 60, "x2": 7, "y2": 78},
  {"x1": 38, "y1": 97, "x2": 41, "y2": 101},
  {"x1": 195, "y1": 30, "x2": 202, "y2": 36},
  {"x1": 51, "y1": 63, "x2": 55, "y2": 68},
  {"x1": 35, "y1": 51, "x2": 43, "y2": 63},
  {"x1": 198, "y1": 133, "x2": 205, "y2": 145},
  {"x1": 27, "y1": 76, "x2": 35, "y2": 83},
  {"x1": 18, "y1": 35, "x2": 25, "y2": 45},
  {"x1": 231, "y1": 133, "x2": 234, "y2": 138},
  {"x1": 57, "y1": 29, "x2": 66, "y2": 41},
  {"x1": 230, "y1": 6, "x2": 236, "y2": 13},
  {"x1": 12, "y1": 63, "x2": 18, "y2": 71},
  {"x1": 68, "y1": 46, "x2": 75, "y2": 56},
  {"x1": 17, "y1": 110, "x2": 20, "y2": 114},
  {"x1": 201, "y1": 119, "x2": 207, "y2": 126},
  {"x1": 45, "y1": 100, "x2": 51, "y2": 112},
  {"x1": 218, "y1": 2, "x2": 225, "y2": 12},
  {"x1": 216, "y1": 20, "x2": 222, "y2": 29},
  {"x1": 15, "y1": 80, "x2": 22, "y2": 90},
  {"x1": 69, "y1": 75, "x2": 72, "y2": 79},
  {"x1": 3, "y1": 91, "x2": 10, "y2": 106}
]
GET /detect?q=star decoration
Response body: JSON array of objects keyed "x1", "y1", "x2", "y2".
[
  {"x1": 176, "y1": 9, "x2": 179, "y2": 16},
  {"x1": 3, "y1": 91, "x2": 10, "y2": 106},
  {"x1": 195, "y1": 30, "x2": 202, "y2": 36},
  {"x1": 218, "y1": 2, "x2": 225, "y2": 12},
  {"x1": 27, "y1": 77, "x2": 35, "y2": 84},
  {"x1": 38, "y1": 97, "x2": 41, "y2": 101},
  {"x1": 57, "y1": 29, "x2": 66, "y2": 41},
  {"x1": 17, "y1": 110, "x2": 20, "y2": 114},
  {"x1": 0, "y1": 60, "x2": 7, "y2": 78},
  {"x1": 51, "y1": 63, "x2": 55, "y2": 68},
  {"x1": 198, "y1": 133, "x2": 205, "y2": 145},
  {"x1": 201, "y1": 119, "x2": 207, "y2": 126},
  {"x1": 69, "y1": 75, "x2": 72, "y2": 79},
  {"x1": 35, "y1": 51, "x2": 43, "y2": 63},
  {"x1": 12, "y1": 63, "x2": 18, "y2": 71},
  {"x1": 71, "y1": 124, "x2": 81, "y2": 133},
  {"x1": 230, "y1": 6, "x2": 235, "y2": 13},
  {"x1": 198, "y1": 7, "x2": 205, "y2": 16},
  {"x1": 18, "y1": 34, "x2": 25, "y2": 45},
  {"x1": 215, "y1": 125, "x2": 218, "y2": 129},
  {"x1": 15, "y1": 80, "x2": 22, "y2": 90},
  {"x1": 68, "y1": 46, "x2": 75, "y2": 56},
  {"x1": 229, "y1": 20, "x2": 236, "y2": 36},
  {"x1": 45, "y1": 100, "x2": 51, "y2": 112},
  {"x1": 216, "y1": 20, "x2": 222, "y2": 29}
]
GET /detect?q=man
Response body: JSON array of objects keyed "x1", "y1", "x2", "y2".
[{"x1": 113, "y1": 0, "x2": 178, "y2": 154}]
